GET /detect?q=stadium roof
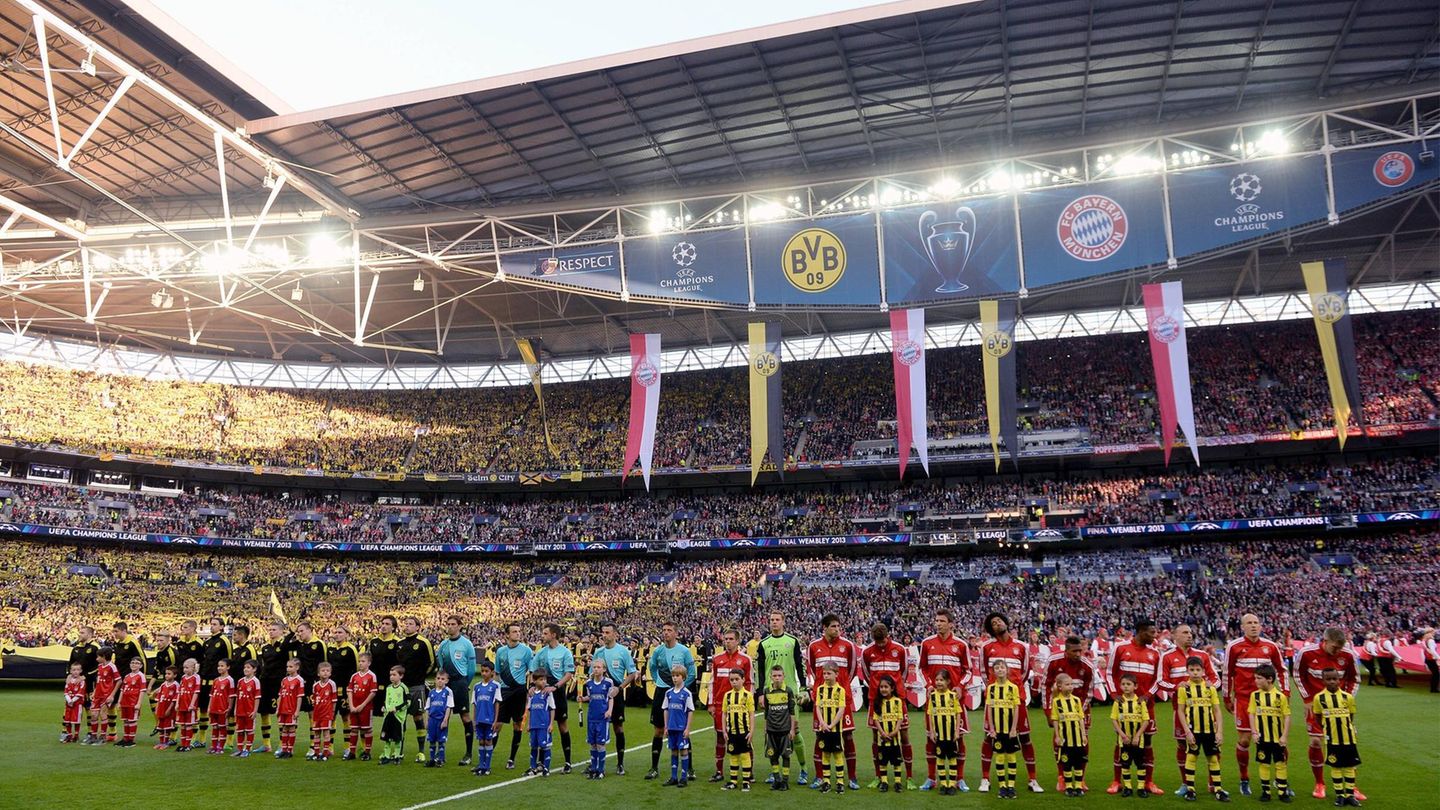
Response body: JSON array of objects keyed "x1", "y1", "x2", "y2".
[{"x1": 0, "y1": 0, "x2": 1433, "y2": 370}]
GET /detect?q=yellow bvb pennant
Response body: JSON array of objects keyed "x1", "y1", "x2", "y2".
[
  {"x1": 1300, "y1": 259, "x2": 1364, "y2": 448},
  {"x1": 748, "y1": 322, "x2": 784, "y2": 485},
  {"x1": 515, "y1": 338, "x2": 557, "y2": 457}
]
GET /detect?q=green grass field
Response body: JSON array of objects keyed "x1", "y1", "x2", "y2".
[{"x1": 1, "y1": 680, "x2": 1435, "y2": 809}]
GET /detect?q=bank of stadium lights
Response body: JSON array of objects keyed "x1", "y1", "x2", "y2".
[
  {"x1": 1169, "y1": 149, "x2": 1214, "y2": 167},
  {"x1": 647, "y1": 208, "x2": 691, "y2": 233},
  {"x1": 1231, "y1": 129, "x2": 1291, "y2": 157},
  {"x1": 306, "y1": 233, "x2": 349, "y2": 265}
]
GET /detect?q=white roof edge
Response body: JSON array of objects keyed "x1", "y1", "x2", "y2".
[
  {"x1": 124, "y1": 0, "x2": 298, "y2": 116},
  {"x1": 245, "y1": 0, "x2": 976, "y2": 134}
]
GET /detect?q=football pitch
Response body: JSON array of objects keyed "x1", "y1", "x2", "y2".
[{"x1": 0, "y1": 681, "x2": 1435, "y2": 810}]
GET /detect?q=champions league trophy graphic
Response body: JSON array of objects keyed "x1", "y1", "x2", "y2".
[{"x1": 918, "y1": 206, "x2": 977, "y2": 293}]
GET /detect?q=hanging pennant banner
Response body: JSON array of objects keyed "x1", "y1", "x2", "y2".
[
  {"x1": 1142, "y1": 281, "x2": 1199, "y2": 466},
  {"x1": 1301, "y1": 259, "x2": 1365, "y2": 448},
  {"x1": 623, "y1": 333, "x2": 662, "y2": 489},
  {"x1": 514, "y1": 338, "x2": 556, "y2": 457},
  {"x1": 889, "y1": 308, "x2": 929, "y2": 479},
  {"x1": 748, "y1": 322, "x2": 784, "y2": 484},
  {"x1": 979, "y1": 299, "x2": 1019, "y2": 471}
]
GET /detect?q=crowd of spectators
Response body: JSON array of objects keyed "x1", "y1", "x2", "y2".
[
  {"x1": 2, "y1": 531, "x2": 1434, "y2": 660},
  {"x1": 0, "y1": 311, "x2": 1432, "y2": 474},
  {"x1": 2, "y1": 452, "x2": 1432, "y2": 545}
]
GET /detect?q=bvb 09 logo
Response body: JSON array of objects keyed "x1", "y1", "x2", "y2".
[
  {"x1": 983, "y1": 329, "x2": 1013, "y2": 358},
  {"x1": 752, "y1": 350, "x2": 780, "y2": 377},
  {"x1": 1314, "y1": 292, "x2": 1346, "y2": 324},
  {"x1": 783, "y1": 228, "x2": 846, "y2": 293}
]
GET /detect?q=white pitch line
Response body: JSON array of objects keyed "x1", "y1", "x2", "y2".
[{"x1": 399, "y1": 724, "x2": 717, "y2": 810}]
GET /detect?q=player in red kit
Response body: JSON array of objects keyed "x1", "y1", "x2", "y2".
[
  {"x1": 1105, "y1": 618, "x2": 1164, "y2": 796},
  {"x1": 1296, "y1": 627, "x2": 1363, "y2": 801},
  {"x1": 1224, "y1": 613, "x2": 1288, "y2": 796},
  {"x1": 1043, "y1": 635, "x2": 1098, "y2": 792},
  {"x1": 1154, "y1": 624, "x2": 1218, "y2": 795},
  {"x1": 918, "y1": 610, "x2": 971, "y2": 791},
  {"x1": 309, "y1": 661, "x2": 339, "y2": 760},
  {"x1": 177, "y1": 658, "x2": 202, "y2": 751},
  {"x1": 979, "y1": 611, "x2": 1042, "y2": 794},
  {"x1": 89, "y1": 648, "x2": 120, "y2": 744},
  {"x1": 207, "y1": 659, "x2": 235, "y2": 754},
  {"x1": 864, "y1": 622, "x2": 914, "y2": 788},
  {"x1": 154, "y1": 666, "x2": 179, "y2": 749},
  {"x1": 116, "y1": 656, "x2": 148, "y2": 747},
  {"x1": 276, "y1": 658, "x2": 305, "y2": 758},
  {"x1": 806, "y1": 613, "x2": 860, "y2": 790},
  {"x1": 61, "y1": 662, "x2": 86, "y2": 743},
  {"x1": 708, "y1": 629, "x2": 753, "y2": 780},
  {"x1": 346, "y1": 651, "x2": 379, "y2": 760},
  {"x1": 234, "y1": 660, "x2": 262, "y2": 757}
]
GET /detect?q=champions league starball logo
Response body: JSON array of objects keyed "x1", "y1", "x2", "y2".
[
  {"x1": 1057, "y1": 195, "x2": 1128, "y2": 261},
  {"x1": 895, "y1": 339, "x2": 923, "y2": 366},
  {"x1": 1150, "y1": 313, "x2": 1182, "y2": 344},
  {"x1": 671, "y1": 241, "x2": 697, "y2": 268},
  {"x1": 1229, "y1": 173, "x2": 1263, "y2": 202},
  {"x1": 634, "y1": 357, "x2": 659, "y2": 387},
  {"x1": 1373, "y1": 151, "x2": 1414, "y2": 187}
]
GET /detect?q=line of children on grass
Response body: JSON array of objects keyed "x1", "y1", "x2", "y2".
[{"x1": 58, "y1": 653, "x2": 1367, "y2": 808}]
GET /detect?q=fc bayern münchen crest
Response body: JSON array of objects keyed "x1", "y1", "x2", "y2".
[
  {"x1": 671, "y1": 241, "x2": 697, "y2": 268},
  {"x1": 895, "y1": 338, "x2": 923, "y2": 367},
  {"x1": 1314, "y1": 292, "x2": 1347, "y2": 324},
  {"x1": 1373, "y1": 151, "x2": 1414, "y2": 187},
  {"x1": 634, "y1": 357, "x2": 659, "y2": 387},
  {"x1": 983, "y1": 329, "x2": 1013, "y2": 358},
  {"x1": 1057, "y1": 195, "x2": 1128, "y2": 261},
  {"x1": 1150, "y1": 313, "x2": 1182, "y2": 344}
]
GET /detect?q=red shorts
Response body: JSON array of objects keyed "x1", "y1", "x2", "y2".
[
  {"x1": 278, "y1": 711, "x2": 298, "y2": 726},
  {"x1": 155, "y1": 703, "x2": 176, "y2": 729},
  {"x1": 63, "y1": 704, "x2": 82, "y2": 723},
  {"x1": 92, "y1": 690, "x2": 115, "y2": 708},
  {"x1": 235, "y1": 714, "x2": 256, "y2": 733},
  {"x1": 311, "y1": 708, "x2": 335, "y2": 731},
  {"x1": 1232, "y1": 695, "x2": 1252, "y2": 733},
  {"x1": 1171, "y1": 699, "x2": 1188, "y2": 739},
  {"x1": 209, "y1": 710, "x2": 228, "y2": 727},
  {"x1": 1304, "y1": 702, "x2": 1323, "y2": 737},
  {"x1": 350, "y1": 707, "x2": 373, "y2": 729},
  {"x1": 120, "y1": 704, "x2": 140, "y2": 722},
  {"x1": 177, "y1": 708, "x2": 197, "y2": 725},
  {"x1": 1142, "y1": 697, "x2": 1157, "y2": 736}
]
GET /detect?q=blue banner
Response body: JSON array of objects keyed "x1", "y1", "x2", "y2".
[
  {"x1": 623, "y1": 227, "x2": 749, "y2": 305},
  {"x1": 882, "y1": 196, "x2": 1020, "y2": 304},
  {"x1": 1167, "y1": 157, "x2": 1329, "y2": 257},
  {"x1": 750, "y1": 214, "x2": 882, "y2": 305},
  {"x1": 498, "y1": 243, "x2": 623, "y2": 294},
  {"x1": 1019, "y1": 178, "x2": 1168, "y2": 287},
  {"x1": 1331, "y1": 142, "x2": 1440, "y2": 214}
]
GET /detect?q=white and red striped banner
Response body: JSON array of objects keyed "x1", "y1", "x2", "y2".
[
  {"x1": 623, "y1": 333, "x2": 662, "y2": 489},
  {"x1": 889, "y1": 308, "x2": 930, "y2": 479},
  {"x1": 1142, "y1": 282, "x2": 1199, "y2": 466}
]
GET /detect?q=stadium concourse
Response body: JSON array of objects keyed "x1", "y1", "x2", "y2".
[{"x1": 0, "y1": 0, "x2": 1437, "y2": 807}]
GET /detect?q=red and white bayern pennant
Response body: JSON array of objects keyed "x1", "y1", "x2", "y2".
[
  {"x1": 1142, "y1": 282, "x2": 1199, "y2": 466},
  {"x1": 624, "y1": 333, "x2": 662, "y2": 489},
  {"x1": 889, "y1": 308, "x2": 930, "y2": 479}
]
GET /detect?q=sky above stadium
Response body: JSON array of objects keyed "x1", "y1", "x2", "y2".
[{"x1": 141, "y1": 0, "x2": 888, "y2": 114}]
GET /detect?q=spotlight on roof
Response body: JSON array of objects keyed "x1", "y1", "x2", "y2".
[
  {"x1": 290, "y1": 284, "x2": 304, "y2": 302},
  {"x1": 412, "y1": 274, "x2": 425, "y2": 292}
]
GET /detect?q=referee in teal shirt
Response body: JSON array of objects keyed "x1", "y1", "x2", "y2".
[
  {"x1": 596, "y1": 621, "x2": 640, "y2": 773},
  {"x1": 644, "y1": 621, "x2": 696, "y2": 779},
  {"x1": 530, "y1": 623, "x2": 577, "y2": 773},
  {"x1": 437, "y1": 616, "x2": 477, "y2": 766}
]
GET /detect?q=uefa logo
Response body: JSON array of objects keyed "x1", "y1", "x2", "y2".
[
  {"x1": 1057, "y1": 195, "x2": 1128, "y2": 261},
  {"x1": 634, "y1": 357, "x2": 660, "y2": 387},
  {"x1": 1373, "y1": 151, "x2": 1414, "y2": 187},
  {"x1": 895, "y1": 338, "x2": 923, "y2": 367},
  {"x1": 1150, "y1": 313, "x2": 1182, "y2": 344},
  {"x1": 537, "y1": 257, "x2": 559, "y2": 275}
]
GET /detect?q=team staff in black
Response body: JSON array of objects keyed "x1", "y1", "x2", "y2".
[
  {"x1": 230, "y1": 626, "x2": 260, "y2": 684},
  {"x1": 108, "y1": 622, "x2": 145, "y2": 675},
  {"x1": 199, "y1": 616, "x2": 233, "y2": 735},
  {"x1": 397, "y1": 616, "x2": 436, "y2": 762},
  {"x1": 258, "y1": 620, "x2": 294, "y2": 753},
  {"x1": 150, "y1": 631, "x2": 180, "y2": 689},
  {"x1": 68, "y1": 626, "x2": 100, "y2": 694},
  {"x1": 368, "y1": 615, "x2": 402, "y2": 678}
]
